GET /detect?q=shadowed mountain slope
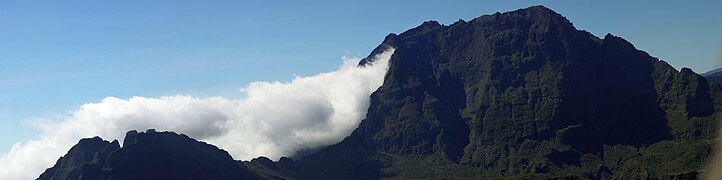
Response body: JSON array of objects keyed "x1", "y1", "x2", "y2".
[
  {"x1": 254, "y1": 6, "x2": 721, "y2": 179},
  {"x1": 38, "y1": 130, "x2": 260, "y2": 180},
  {"x1": 41, "y1": 6, "x2": 721, "y2": 180}
]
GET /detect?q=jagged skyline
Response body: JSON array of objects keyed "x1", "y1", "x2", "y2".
[{"x1": 2, "y1": 1, "x2": 722, "y2": 179}]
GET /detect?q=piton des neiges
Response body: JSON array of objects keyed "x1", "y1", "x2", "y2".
[{"x1": 40, "y1": 6, "x2": 720, "y2": 179}]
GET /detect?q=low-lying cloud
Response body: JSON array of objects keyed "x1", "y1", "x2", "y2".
[{"x1": 0, "y1": 49, "x2": 394, "y2": 179}]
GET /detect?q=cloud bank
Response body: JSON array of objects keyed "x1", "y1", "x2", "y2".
[{"x1": 0, "y1": 49, "x2": 394, "y2": 179}]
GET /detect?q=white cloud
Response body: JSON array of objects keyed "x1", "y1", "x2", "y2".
[{"x1": 0, "y1": 49, "x2": 394, "y2": 180}]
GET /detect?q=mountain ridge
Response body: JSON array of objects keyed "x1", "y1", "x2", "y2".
[
  {"x1": 40, "y1": 6, "x2": 720, "y2": 179},
  {"x1": 703, "y1": 67, "x2": 722, "y2": 86},
  {"x1": 265, "y1": 5, "x2": 720, "y2": 179},
  {"x1": 38, "y1": 129, "x2": 261, "y2": 180}
]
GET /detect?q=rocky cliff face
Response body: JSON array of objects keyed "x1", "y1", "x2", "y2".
[
  {"x1": 40, "y1": 6, "x2": 721, "y2": 180},
  {"x1": 257, "y1": 6, "x2": 721, "y2": 179},
  {"x1": 38, "y1": 137, "x2": 120, "y2": 180},
  {"x1": 38, "y1": 130, "x2": 260, "y2": 180}
]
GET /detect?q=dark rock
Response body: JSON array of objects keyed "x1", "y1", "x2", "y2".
[
  {"x1": 37, "y1": 137, "x2": 120, "y2": 180},
  {"x1": 39, "y1": 5, "x2": 721, "y2": 179},
  {"x1": 265, "y1": 5, "x2": 721, "y2": 179},
  {"x1": 38, "y1": 130, "x2": 260, "y2": 180}
]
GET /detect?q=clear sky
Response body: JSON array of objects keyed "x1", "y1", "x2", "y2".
[{"x1": 1, "y1": 1, "x2": 721, "y2": 151}]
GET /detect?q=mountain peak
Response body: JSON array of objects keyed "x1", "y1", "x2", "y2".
[
  {"x1": 38, "y1": 137, "x2": 120, "y2": 180},
  {"x1": 359, "y1": 6, "x2": 573, "y2": 68},
  {"x1": 122, "y1": 130, "x2": 138, "y2": 145},
  {"x1": 471, "y1": 5, "x2": 573, "y2": 27},
  {"x1": 524, "y1": 5, "x2": 559, "y2": 13},
  {"x1": 77, "y1": 136, "x2": 112, "y2": 147},
  {"x1": 39, "y1": 130, "x2": 261, "y2": 180},
  {"x1": 279, "y1": 5, "x2": 720, "y2": 179},
  {"x1": 420, "y1": 20, "x2": 441, "y2": 27},
  {"x1": 39, "y1": 6, "x2": 721, "y2": 179},
  {"x1": 518, "y1": 5, "x2": 564, "y2": 17}
]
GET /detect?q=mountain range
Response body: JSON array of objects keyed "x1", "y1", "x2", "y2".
[
  {"x1": 39, "y1": 6, "x2": 720, "y2": 179},
  {"x1": 703, "y1": 67, "x2": 722, "y2": 86}
]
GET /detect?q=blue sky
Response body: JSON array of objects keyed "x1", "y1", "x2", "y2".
[{"x1": 1, "y1": 1, "x2": 721, "y2": 151}]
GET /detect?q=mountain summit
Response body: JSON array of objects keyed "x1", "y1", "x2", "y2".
[
  {"x1": 252, "y1": 6, "x2": 721, "y2": 179},
  {"x1": 41, "y1": 6, "x2": 720, "y2": 179},
  {"x1": 38, "y1": 130, "x2": 260, "y2": 180}
]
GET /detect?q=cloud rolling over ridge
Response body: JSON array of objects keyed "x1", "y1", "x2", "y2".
[{"x1": 0, "y1": 49, "x2": 394, "y2": 179}]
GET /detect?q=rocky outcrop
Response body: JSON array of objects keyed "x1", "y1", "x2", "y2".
[
  {"x1": 39, "y1": 5, "x2": 721, "y2": 180},
  {"x1": 38, "y1": 129, "x2": 260, "y2": 180},
  {"x1": 260, "y1": 6, "x2": 721, "y2": 179}
]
